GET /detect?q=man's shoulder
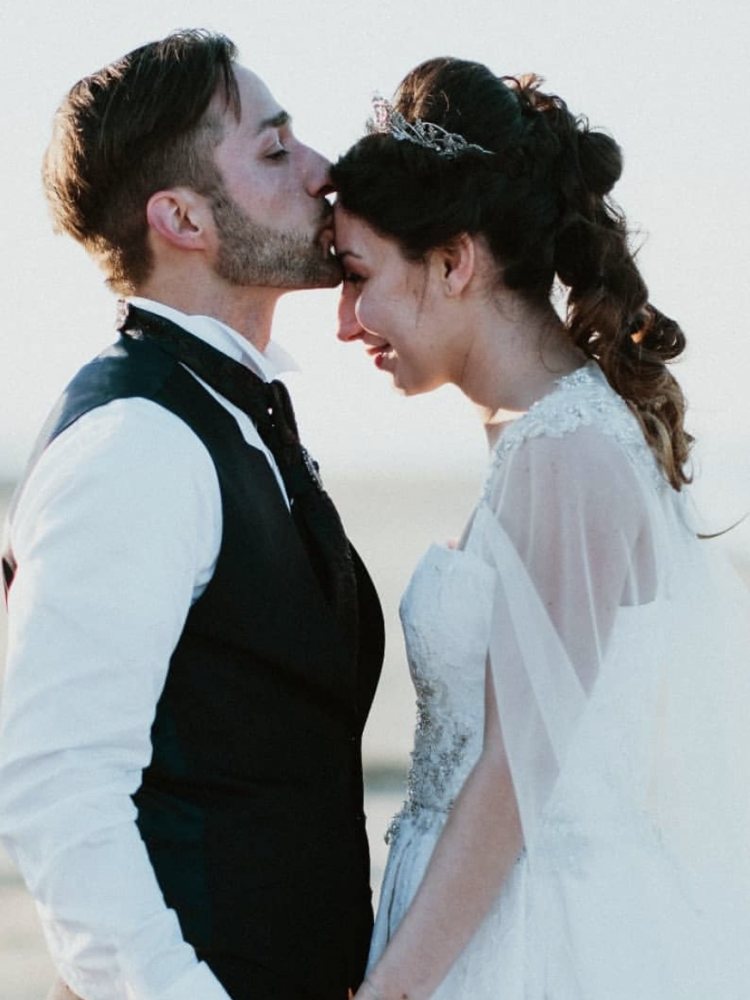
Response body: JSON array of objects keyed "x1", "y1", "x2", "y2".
[
  {"x1": 70, "y1": 334, "x2": 176, "y2": 401},
  {"x1": 41, "y1": 335, "x2": 176, "y2": 446}
]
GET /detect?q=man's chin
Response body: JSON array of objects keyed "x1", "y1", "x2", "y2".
[
  {"x1": 214, "y1": 229, "x2": 344, "y2": 291},
  {"x1": 310, "y1": 262, "x2": 345, "y2": 290},
  {"x1": 281, "y1": 253, "x2": 344, "y2": 291}
]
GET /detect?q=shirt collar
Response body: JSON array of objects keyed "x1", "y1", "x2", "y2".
[{"x1": 127, "y1": 296, "x2": 298, "y2": 383}]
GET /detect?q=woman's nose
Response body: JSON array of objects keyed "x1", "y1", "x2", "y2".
[{"x1": 336, "y1": 283, "x2": 364, "y2": 341}]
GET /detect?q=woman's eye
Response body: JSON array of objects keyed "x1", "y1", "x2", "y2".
[
  {"x1": 344, "y1": 272, "x2": 364, "y2": 286},
  {"x1": 267, "y1": 146, "x2": 288, "y2": 161}
]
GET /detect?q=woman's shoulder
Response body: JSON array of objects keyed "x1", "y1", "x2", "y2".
[{"x1": 483, "y1": 361, "x2": 666, "y2": 494}]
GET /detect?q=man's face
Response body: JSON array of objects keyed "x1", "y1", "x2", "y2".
[{"x1": 207, "y1": 65, "x2": 342, "y2": 289}]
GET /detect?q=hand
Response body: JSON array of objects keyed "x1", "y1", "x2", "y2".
[{"x1": 45, "y1": 977, "x2": 85, "y2": 1000}]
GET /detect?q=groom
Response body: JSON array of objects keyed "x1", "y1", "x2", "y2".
[{"x1": 0, "y1": 30, "x2": 383, "y2": 1000}]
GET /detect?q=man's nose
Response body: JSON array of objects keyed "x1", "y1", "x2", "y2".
[
  {"x1": 304, "y1": 144, "x2": 335, "y2": 198},
  {"x1": 336, "y1": 283, "x2": 364, "y2": 341}
]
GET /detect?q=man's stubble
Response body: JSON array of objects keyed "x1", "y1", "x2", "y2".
[{"x1": 210, "y1": 186, "x2": 342, "y2": 290}]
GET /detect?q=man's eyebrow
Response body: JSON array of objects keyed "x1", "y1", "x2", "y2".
[{"x1": 256, "y1": 110, "x2": 291, "y2": 135}]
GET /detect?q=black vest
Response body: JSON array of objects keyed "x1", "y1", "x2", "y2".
[{"x1": 3, "y1": 334, "x2": 385, "y2": 999}]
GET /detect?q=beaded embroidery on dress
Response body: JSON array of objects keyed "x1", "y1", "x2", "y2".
[
  {"x1": 369, "y1": 361, "x2": 750, "y2": 998},
  {"x1": 386, "y1": 544, "x2": 493, "y2": 845},
  {"x1": 480, "y1": 360, "x2": 665, "y2": 498}
]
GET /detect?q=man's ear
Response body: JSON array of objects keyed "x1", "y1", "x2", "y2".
[
  {"x1": 439, "y1": 233, "x2": 476, "y2": 297},
  {"x1": 146, "y1": 189, "x2": 210, "y2": 251}
]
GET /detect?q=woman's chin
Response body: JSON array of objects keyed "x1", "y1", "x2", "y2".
[{"x1": 391, "y1": 376, "x2": 433, "y2": 398}]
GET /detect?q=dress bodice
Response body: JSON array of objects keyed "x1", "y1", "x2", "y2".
[{"x1": 389, "y1": 544, "x2": 494, "y2": 840}]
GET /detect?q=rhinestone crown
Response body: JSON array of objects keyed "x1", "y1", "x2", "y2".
[{"x1": 367, "y1": 95, "x2": 493, "y2": 158}]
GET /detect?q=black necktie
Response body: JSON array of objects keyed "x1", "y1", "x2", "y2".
[{"x1": 118, "y1": 304, "x2": 359, "y2": 648}]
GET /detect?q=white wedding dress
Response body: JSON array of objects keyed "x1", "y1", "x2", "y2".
[{"x1": 370, "y1": 362, "x2": 750, "y2": 998}]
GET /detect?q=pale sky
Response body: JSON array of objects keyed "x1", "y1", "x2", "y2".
[{"x1": 1, "y1": 0, "x2": 748, "y2": 531}]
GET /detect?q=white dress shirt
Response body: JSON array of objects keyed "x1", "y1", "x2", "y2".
[{"x1": 0, "y1": 299, "x2": 296, "y2": 1000}]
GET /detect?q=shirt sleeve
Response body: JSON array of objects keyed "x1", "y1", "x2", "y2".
[{"x1": 0, "y1": 398, "x2": 231, "y2": 1000}]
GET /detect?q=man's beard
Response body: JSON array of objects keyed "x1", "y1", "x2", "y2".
[{"x1": 209, "y1": 186, "x2": 342, "y2": 289}]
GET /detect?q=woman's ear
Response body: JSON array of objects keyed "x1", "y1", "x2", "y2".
[
  {"x1": 440, "y1": 233, "x2": 476, "y2": 297},
  {"x1": 146, "y1": 189, "x2": 211, "y2": 251}
]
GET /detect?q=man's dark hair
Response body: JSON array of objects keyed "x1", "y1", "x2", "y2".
[{"x1": 43, "y1": 29, "x2": 240, "y2": 294}]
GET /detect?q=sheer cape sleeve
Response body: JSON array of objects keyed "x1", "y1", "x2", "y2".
[{"x1": 463, "y1": 364, "x2": 750, "y2": 991}]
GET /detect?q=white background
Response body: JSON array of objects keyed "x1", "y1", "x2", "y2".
[{"x1": 0, "y1": 0, "x2": 748, "y2": 528}]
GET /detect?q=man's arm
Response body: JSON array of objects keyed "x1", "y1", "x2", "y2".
[{"x1": 0, "y1": 399, "x2": 230, "y2": 1000}]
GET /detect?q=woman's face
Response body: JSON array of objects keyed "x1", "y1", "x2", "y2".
[{"x1": 334, "y1": 205, "x2": 460, "y2": 395}]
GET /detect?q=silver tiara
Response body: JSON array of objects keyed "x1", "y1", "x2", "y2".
[{"x1": 367, "y1": 94, "x2": 493, "y2": 158}]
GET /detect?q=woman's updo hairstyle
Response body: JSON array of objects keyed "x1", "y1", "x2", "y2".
[{"x1": 332, "y1": 57, "x2": 692, "y2": 489}]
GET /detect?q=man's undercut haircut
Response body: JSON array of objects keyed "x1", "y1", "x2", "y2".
[{"x1": 43, "y1": 29, "x2": 241, "y2": 294}]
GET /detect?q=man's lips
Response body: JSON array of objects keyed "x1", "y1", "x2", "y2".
[
  {"x1": 317, "y1": 205, "x2": 335, "y2": 252},
  {"x1": 318, "y1": 224, "x2": 334, "y2": 254}
]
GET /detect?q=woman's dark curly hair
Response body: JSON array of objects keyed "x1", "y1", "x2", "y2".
[{"x1": 332, "y1": 57, "x2": 692, "y2": 490}]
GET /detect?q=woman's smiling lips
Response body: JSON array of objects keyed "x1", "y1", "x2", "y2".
[{"x1": 365, "y1": 343, "x2": 392, "y2": 368}]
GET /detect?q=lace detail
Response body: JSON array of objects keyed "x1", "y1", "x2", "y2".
[
  {"x1": 534, "y1": 800, "x2": 694, "y2": 908},
  {"x1": 481, "y1": 362, "x2": 666, "y2": 503},
  {"x1": 535, "y1": 810, "x2": 592, "y2": 879}
]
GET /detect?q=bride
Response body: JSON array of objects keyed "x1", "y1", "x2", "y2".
[{"x1": 332, "y1": 58, "x2": 750, "y2": 999}]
